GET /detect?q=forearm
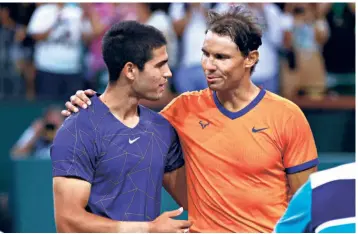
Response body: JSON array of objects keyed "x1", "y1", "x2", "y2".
[
  {"x1": 11, "y1": 137, "x2": 39, "y2": 157},
  {"x1": 57, "y1": 210, "x2": 151, "y2": 233},
  {"x1": 31, "y1": 29, "x2": 52, "y2": 41},
  {"x1": 163, "y1": 167, "x2": 188, "y2": 210}
]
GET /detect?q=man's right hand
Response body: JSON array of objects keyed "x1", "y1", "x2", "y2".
[
  {"x1": 149, "y1": 207, "x2": 192, "y2": 233},
  {"x1": 61, "y1": 89, "x2": 96, "y2": 117}
]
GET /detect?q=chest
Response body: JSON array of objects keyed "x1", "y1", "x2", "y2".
[
  {"x1": 178, "y1": 112, "x2": 284, "y2": 173},
  {"x1": 93, "y1": 126, "x2": 170, "y2": 181}
]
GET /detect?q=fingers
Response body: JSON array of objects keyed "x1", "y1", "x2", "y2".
[
  {"x1": 61, "y1": 109, "x2": 71, "y2": 117},
  {"x1": 165, "y1": 207, "x2": 184, "y2": 218},
  {"x1": 65, "y1": 101, "x2": 79, "y2": 113},
  {"x1": 84, "y1": 89, "x2": 96, "y2": 97},
  {"x1": 70, "y1": 95, "x2": 87, "y2": 109},
  {"x1": 75, "y1": 90, "x2": 92, "y2": 106},
  {"x1": 176, "y1": 220, "x2": 192, "y2": 229}
]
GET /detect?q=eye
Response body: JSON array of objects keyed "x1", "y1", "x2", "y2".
[{"x1": 215, "y1": 54, "x2": 228, "y2": 60}]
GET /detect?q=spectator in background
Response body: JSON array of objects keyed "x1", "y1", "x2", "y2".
[
  {"x1": 281, "y1": 3, "x2": 330, "y2": 98},
  {"x1": 136, "y1": 3, "x2": 178, "y2": 110},
  {"x1": 0, "y1": 4, "x2": 20, "y2": 98},
  {"x1": 169, "y1": 3, "x2": 209, "y2": 93},
  {"x1": 137, "y1": 3, "x2": 178, "y2": 70},
  {"x1": 27, "y1": 3, "x2": 92, "y2": 101},
  {"x1": 80, "y1": 3, "x2": 137, "y2": 93},
  {"x1": 9, "y1": 3, "x2": 37, "y2": 100},
  {"x1": 11, "y1": 105, "x2": 64, "y2": 159},
  {"x1": 321, "y1": 3, "x2": 355, "y2": 95},
  {"x1": 217, "y1": 3, "x2": 284, "y2": 93}
]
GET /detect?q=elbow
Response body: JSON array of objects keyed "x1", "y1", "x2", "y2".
[{"x1": 55, "y1": 209, "x2": 81, "y2": 233}]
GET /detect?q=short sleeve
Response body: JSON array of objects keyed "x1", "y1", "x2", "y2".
[
  {"x1": 50, "y1": 114, "x2": 97, "y2": 183},
  {"x1": 27, "y1": 4, "x2": 58, "y2": 35},
  {"x1": 274, "y1": 178, "x2": 312, "y2": 233},
  {"x1": 164, "y1": 126, "x2": 184, "y2": 173},
  {"x1": 283, "y1": 108, "x2": 319, "y2": 174}
]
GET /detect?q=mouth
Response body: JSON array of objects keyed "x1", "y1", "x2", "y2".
[
  {"x1": 158, "y1": 83, "x2": 165, "y2": 91},
  {"x1": 206, "y1": 76, "x2": 221, "y2": 83}
]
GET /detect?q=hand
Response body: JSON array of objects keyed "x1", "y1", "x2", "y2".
[
  {"x1": 149, "y1": 207, "x2": 192, "y2": 233},
  {"x1": 32, "y1": 119, "x2": 44, "y2": 137},
  {"x1": 61, "y1": 89, "x2": 96, "y2": 117}
]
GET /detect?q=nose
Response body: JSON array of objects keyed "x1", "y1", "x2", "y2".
[
  {"x1": 202, "y1": 56, "x2": 216, "y2": 72},
  {"x1": 163, "y1": 64, "x2": 172, "y2": 79}
]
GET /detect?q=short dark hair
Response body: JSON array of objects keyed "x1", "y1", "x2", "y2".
[
  {"x1": 206, "y1": 5, "x2": 263, "y2": 73},
  {"x1": 102, "y1": 21, "x2": 167, "y2": 82}
]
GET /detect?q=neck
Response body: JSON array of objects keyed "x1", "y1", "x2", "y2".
[
  {"x1": 216, "y1": 78, "x2": 260, "y2": 113},
  {"x1": 100, "y1": 83, "x2": 140, "y2": 121}
]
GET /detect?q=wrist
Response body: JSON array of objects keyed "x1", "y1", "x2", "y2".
[
  {"x1": 148, "y1": 221, "x2": 154, "y2": 233},
  {"x1": 116, "y1": 221, "x2": 151, "y2": 233}
]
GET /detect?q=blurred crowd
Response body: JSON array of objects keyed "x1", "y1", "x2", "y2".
[{"x1": 0, "y1": 2, "x2": 355, "y2": 160}]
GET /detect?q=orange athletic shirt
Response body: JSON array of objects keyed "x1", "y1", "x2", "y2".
[{"x1": 160, "y1": 88, "x2": 318, "y2": 232}]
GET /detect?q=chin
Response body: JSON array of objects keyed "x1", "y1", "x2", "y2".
[
  {"x1": 145, "y1": 94, "x2": 162, "y2": 101},
  {"x1": 208, "y1": 83, "x2": 224, "y2": 92}
]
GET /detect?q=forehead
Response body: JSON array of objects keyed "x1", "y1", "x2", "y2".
[
  {"x1": 148, "y1": 45, "x2": 168, "y2": 63},
  {"x1": 202, "y1": 30, "x2": 239, "y2": 53}
]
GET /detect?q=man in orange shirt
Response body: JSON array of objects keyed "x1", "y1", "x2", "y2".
[{"x1": 62, "y1": 6, "x2": 318, "y2": 232}]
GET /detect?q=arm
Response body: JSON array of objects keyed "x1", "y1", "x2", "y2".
[
  {"x1": 53, "y1": 105, "x2": 191, "y2": 233},
  {"x1": 283, "y1": 105, "x2": 319, "y2": 196},
  {"x1": 274, "y1": 178, "x2": 312, "y2": 233},
  {"x1": 54, "y1": 176, "x2": 190, "y2": 233},
  {"x1": 11, "y1": 121, "x2": 43, "y2": 158},
  {"x1": 27, "y1": 5, "x2": 62, "y2": 42},
  {"x1": 262, "y1": 4, "x2": 285, "y2": 48},
  {"x1": 287, "y1": 167, "x2": 317, "y2": 196},
  {"x1": 53, "y1": 177, "x2": 146, "y2": 233},
  {"x1": 163, "y1": 166, "x2": 188, "y2": 210},
  {"x1": 162, "y1": 119, "x2": 187, "y2": 210},
  {"x1": 51, "y1": 115, "x2": 148, "y2": 232},
  {"x1": 80, "y1": 4, "x2": 105, "y2": 44}
]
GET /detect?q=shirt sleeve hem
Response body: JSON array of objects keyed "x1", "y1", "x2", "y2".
[
  {"x1": 164, "y1": 160, "x2": 185, "y2": 173},
  {"x1": 285, "y1": 158, "x2": 319, "y2": 174},
  {"x1": 52, "y1": 170, "x2": 93, "y2": 184}
]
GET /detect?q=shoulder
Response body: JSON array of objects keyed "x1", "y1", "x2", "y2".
[
  {"x1": 54, "y1": 109, "x2": 93, "y2": 143},
  {"x1": 310, "y1": 163, "x2": 356, "y2": 189},
  {"x1": 141, "y1": 105, "x2": 174, "y2": 129},
  {"x1": 162, "y1": 88, "x2": 211, "y2": 111},
  {"x1": 262, "y1": 91, "x2": 305, "y2": 120},
  {"x1": 141, "y1": 105, "x2": 178, "y2": 140},
  {"x1": 30, "y1": 4, "x2": 58, "y2": 19},
  {"x1": 55, "y1": 96, "x2": 106, "y2": 142}
]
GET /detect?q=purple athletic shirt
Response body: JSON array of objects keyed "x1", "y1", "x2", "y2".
[{"x1": 50, "y1": 95, "x2": 184, "y2": 221}]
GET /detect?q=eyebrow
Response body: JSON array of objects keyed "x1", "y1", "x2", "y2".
[
  {"x1": 201, "y1": 48, "x2": 230, "y2": 57},
  {"x1": 155, "y1": 59, "x2": 168, "y2": 67}
]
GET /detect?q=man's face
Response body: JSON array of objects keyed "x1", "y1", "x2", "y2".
[
  {"x1": 132, "y1": 46, "x2": 172, "y2": 101},
  {"x1": 201, "y1": 31, "x2": 247, "y2": 92}
]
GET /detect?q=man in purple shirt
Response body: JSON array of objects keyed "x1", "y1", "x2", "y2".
[{"x1": 50, "y1": 21, "x2": 190, "y2": 233}]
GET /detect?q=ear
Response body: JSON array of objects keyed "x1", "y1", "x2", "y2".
[
  {"x1": 122, "y1": 62, "x2": 137, "y2": 81},
  {"x1": 244, "y1": 50, "x2": 259, "y2": 69}
]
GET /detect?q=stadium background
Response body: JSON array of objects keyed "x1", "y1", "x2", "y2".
[{"x1": 0, "y1": 2, "x2": 355, "y2": 232}]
